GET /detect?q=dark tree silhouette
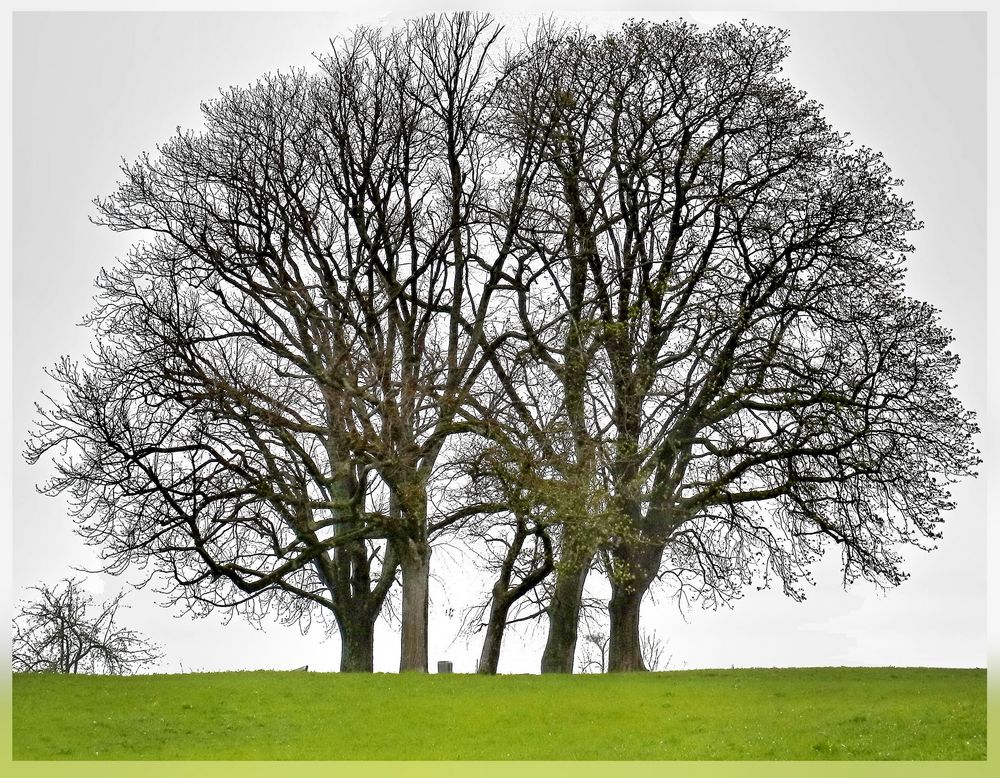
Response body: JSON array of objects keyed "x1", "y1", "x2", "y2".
[
  {"x1": 26, "y1": 66, "x2": 398, "y2": 672},
  {"x1": 12, "y1": 578, "x2": 162, "y2": 675},
  {"x1": 476, "y1": 21, "x2": 621, "y2": 674},
  {"x1": 26, "y1": 13, "x2": 546, "y2": 673},
  {"x1": 500, "y1": 20, "x2": 979, "y2": 671},
  {"x1": 307, "y1": 14, "x2": 527, "y2": 672}
]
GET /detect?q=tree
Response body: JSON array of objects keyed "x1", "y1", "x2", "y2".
[
  {"x1": 578, "y1": 627, "x2": 668, "y2": 674},
  {"x1": 25, "y1": 12, "x2": 547, "y2": 673},
  {"x1": 482, "y1": 22, "x2": 624, "y2": 674},
  {"x1": 500, "y1": 19, "x2": 979, "y2": 671},
  {"x1": 307, "y1": 14, "x2": 531, "y2": 671},
  {"x1": 26, "y1": 66, "x2": 399, "y2": 672},
  {"x1": 12, "y1": 578, "x2": 162, "y2": 675},
  {"x1": 639, "y1": 630, "x2": 669, "y2": 672},
  {"x1": 577, "y1": 631, "x2": 610, "y2": 674}
]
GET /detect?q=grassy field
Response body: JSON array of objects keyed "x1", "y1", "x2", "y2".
[{"x1": 12, "y1": 666, "x2": 985, "y2": 760}]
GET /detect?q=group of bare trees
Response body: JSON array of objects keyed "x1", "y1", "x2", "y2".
[{"x1": 26, "y1": 14, "x2": 978, "y2": 674}]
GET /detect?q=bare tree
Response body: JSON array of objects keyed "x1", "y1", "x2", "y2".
[
  {"x1": 499, "y1": 19, "x2": 979, "y2": 671},
  {"x1": 25, "y1": 12, "x2": 546, "y2": 674},
  {"x1": 27, "y1": 67, "x2": 398, "y2": 672},
  {"x1": 12, "y1": 578, "x2": 162, "y2": 675},
  {"x1": 484, "y1": 22, "x2": 621, "y2": 674},
  {"x1": 640, "y1": 630, "x2": 668, "y2": 672},
  {"x1": 577, "y1": 631, "x2": 610, "y2": 674},
  {"x1": 309, "y1": 13, "x2": 551, "y2": 670}
]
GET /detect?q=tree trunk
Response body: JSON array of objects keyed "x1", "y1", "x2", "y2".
[
  {"x1": 477, "y1": 591, "x2": 512, "y2": 675},
  {"x1": 540, "y1": 557, "x2": 591, "y2": 673},
  {"x1": 607, "y1": 542, "x2": 662, "y2": 672},
  {"x1": 338, "y1": 613, "x2": 375, "y2": 672},
  {"x1": 321, "y1": 531, "x2": 394, "y2": 674},
  {"x1": 398, "y1": 537, "x2": 432, "y2": 672}
]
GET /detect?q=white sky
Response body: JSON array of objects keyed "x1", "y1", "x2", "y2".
[{"x1": 7, "y1": 8, "x2": 988, "y2": 674}]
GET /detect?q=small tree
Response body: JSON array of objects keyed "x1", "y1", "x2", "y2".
[
  {"x1": 578, "y1": 631, "x2": 610, "y2": 674},
  {"x1": 578, "y1": 628, "x2": 668, "y2": 673},
  {"x1": 12, "y1": 578, "x2": 162, "y2": 675},
  {"x1": 640, "y1": 630, "x2": 669, "y2": 672}
]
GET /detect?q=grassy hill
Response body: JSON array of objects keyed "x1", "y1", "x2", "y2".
[{"x1": 12, "y1": 666, "x2": 986, "y2": 760}]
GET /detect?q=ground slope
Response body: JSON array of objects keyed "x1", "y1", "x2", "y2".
[{"x1": 12, "y1": 667, "x2": 986, "y2": 760}]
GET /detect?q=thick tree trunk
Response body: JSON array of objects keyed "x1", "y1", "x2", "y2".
[
  {"x1": 540, "y1": 557, "x2": 591, "y2": 673},
  {"x1": 607, "y1": 542, "x2": 663, "y2": 672},
  {"x1": 338, "y1": 613, "x2": 375, "y2": 672},
  {"x1": 398, "y1": 538, "x2": 432, "y2": 672},
  {"x1": 322, "y1": 530, "x2": 395, "y2": 674}
]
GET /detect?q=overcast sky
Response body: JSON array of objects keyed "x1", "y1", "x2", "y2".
[{"x1": 9, "y1": 9, "x2": 987, "y2": 674}]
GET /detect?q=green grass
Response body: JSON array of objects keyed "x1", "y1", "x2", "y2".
[{"x1": 12, "y1": 666, "x2": 985, "y2": 760}]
